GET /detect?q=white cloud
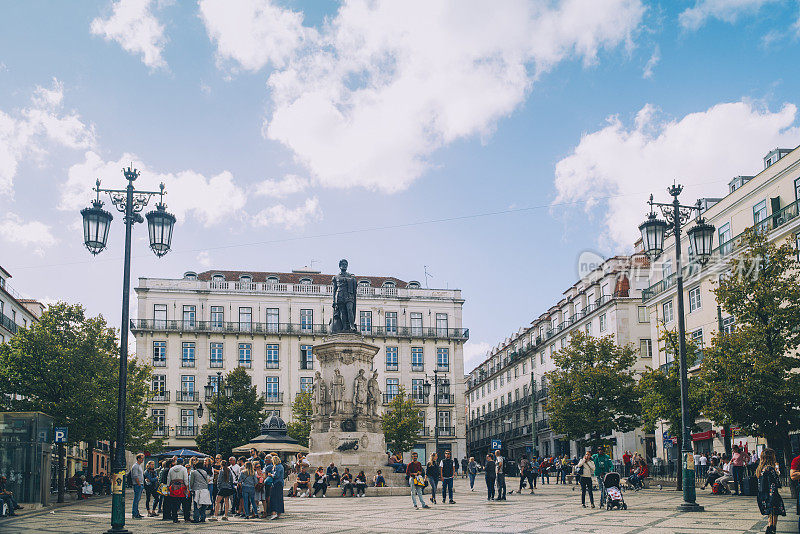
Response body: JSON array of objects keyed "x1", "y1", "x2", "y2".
[
  {"x1": 91, "y1": 0, "x2": 168, "y2": 70},
  {"x1": 553, "y1": 100, "x2": 800, "y2": 250},
  {"x1": 643, "y1": 45, "x2": 660, "y2": 79},
  {"x1": 0, "y1": 78, "x2": 95, "y2": 195},
  {"x1": 61, "y1": 151, "x2": 247, "y2": 228},
  {"x1": 254, "y1": 174, "x2": 309, "y2": 198},
  {"x1": 196, "y1": 251, "x2": 212, "y2": 268},
  {"x1": 201, "y1": 0, "x2": 645, "y2": 193},
  {"x1": 252, "y1": 197, "x2": 322, "y2": 229},
  {"x1": 464, "y1": 341, "x2": 492, "y2": 372},
  {"x1": 679, "y1": 0, "x2": 776, "y2": 30},
  {"x1": 0, "y1": 213, "x2": 57, "y2": 255}
]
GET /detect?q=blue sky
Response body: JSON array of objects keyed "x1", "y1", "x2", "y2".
[{"x1": 1, "y1": 0, "x2": 799, "y2": 371}]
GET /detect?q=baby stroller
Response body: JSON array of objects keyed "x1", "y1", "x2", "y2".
[{"x1": 604, "y1": 472, "x2": 627, "y2": 510}]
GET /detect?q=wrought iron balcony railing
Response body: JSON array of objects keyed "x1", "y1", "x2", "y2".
[
  {"x1": 263, "y1": 392, "x2": 284, "y2": 404},
  {"x1": 176, "y1": 390, "x2": 198, "y2": 403}
]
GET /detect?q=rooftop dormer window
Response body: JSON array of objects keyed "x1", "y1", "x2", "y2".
[
  {"x1": 212, "y1": 274, "x2": 225, "y2": 282},
  {"x1": 299, "y1": 278, "x2": 312, "y2": 285},
  {"x1": 266, "y1": 276, "x2": 279, "y2": 285},
  {"x1": 382, "y1": 280, "x2": 396, "y2": 288},
  {"x1": 183, "y1": 271, "x2": 197, "y2": 280},
  {"x1": 408, "y1": 280, "x2": 421, "y2": 289},
  {"x1": 240, "y1": 274, "x2": 252, "y2": 283},
  {"x1": 358, "y1": 280, "x2": 370, "y2": 287}
]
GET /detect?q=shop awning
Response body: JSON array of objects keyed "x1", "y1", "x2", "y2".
[{"x1": 691, "y1": 430, "x2": 715, "y2": 441}]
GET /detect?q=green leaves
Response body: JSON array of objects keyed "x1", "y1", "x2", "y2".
[
  {"x1": 545, "y1": 332, "x2": 640, "y2": 446},
  {"x1": 381, "y1": 387, "x2": 423, "y2": 453},
  {"x1": 287, "y1": 390, "x2": 313, "y2": 447}
]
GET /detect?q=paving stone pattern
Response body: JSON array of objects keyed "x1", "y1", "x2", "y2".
[{"x1": 0, "y1": 478, "x2": 791, "y2": 533}]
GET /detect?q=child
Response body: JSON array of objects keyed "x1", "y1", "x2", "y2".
[
  {"x1": 355, "y1": 471, "x2": 367, "y2": 497},
  {"x1": 373, "y1": 470, "x2": 386, "y2": 487}
]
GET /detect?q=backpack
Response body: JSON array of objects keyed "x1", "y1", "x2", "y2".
[{"x1": 711, "y1": 482, "x2": 727, "y2": 495}]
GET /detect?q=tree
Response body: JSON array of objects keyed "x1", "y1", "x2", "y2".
[
  {"x1": 0, "y1": 302, "x2": 159, "y2": 450},
  {"x1": 636, "y1": 326, "x2": 705, "y2": 491},
  {"x1": 196, "y1": 367, "x2": 266, "y2": 457},
  {"x1": 381, "y1": 387, "x2": 423, "y2": 454},
  {"x1": 545, "y1": 332, "x2": 640, "y2": 448},
  {"x1": 700, "y1": 228, "x2": 800, "y2": 470},
  {"x1": 287, "y1": 390, "x2": 312, "y2": 447}
]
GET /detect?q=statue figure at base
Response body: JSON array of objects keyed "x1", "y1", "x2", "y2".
[
  {"x1": 367, "y1": 370, "x2": 380, "y2": 417},
  {"x1": 353, "y1": 369, "x2": 368, "y2": 415},
  {"x1": 331, "y1": 259, "x2": 357, "y2": 333},
  {"x1": 331, "y1": 369, "x2": 345, "y2": 415}
]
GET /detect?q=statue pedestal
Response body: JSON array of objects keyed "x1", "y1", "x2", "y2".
[{"x1": 306, "y1": 333, "x2": 387, "y2": 473}]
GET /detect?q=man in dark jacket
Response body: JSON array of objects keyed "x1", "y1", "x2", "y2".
[{"x1": 440, "y1": 450, "x2": 457, "y2": 504}]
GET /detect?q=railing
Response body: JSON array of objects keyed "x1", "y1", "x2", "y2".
[
  {"x1": 411, "y1": 364, "x2": 424, "y2": 372},
  {"x1": 411, "y1": 394, "x2": 429, "y2": 405},
  {"x1": 148, "y1": 391, "x2": 169, "y2": 402},
  {"x1": 0, "y1": 312, "x2": 18, "y2": 334},
  {"x1": 536, "y1": 419, "x2": 550, "y2": 432},
  {"x1": 263, "y1": 393, "x2": 284, "y2": 404},
  {"x1": 437, "y1": 426, "x2": 455, "y2": 437},
  {"x1": 418, "y1": 426, "x2": 430, "y2": 436},
  {"x1": 131, "y1": 319, "x2": 469, "y2": 341},
  {"x1": 175, "y1": 426, "x2": 198, "y2": 437},
  {"x1": 153, "y1": 426, "x2": 168, "y2": 437},
  {"x1": 176, "y1": 391, "x2": 198, "y2": 403},
  {"x1": 210, "y1": 359, "x2": 223, "y2": 369},
  {"x1": 382, "y1": 393, "x2": 399, "y2": 404},
  {"x1": 435, "y1": 394, "x2": 455, "y2": 406},
  {"x1": 181, "y1": 359, "x2": 195, "y2": 368},
  {"x1": 238, "y1": 361, "x2": 252, "y2": 369},
  {"x1": 534, "y1": 387, "x2": 548, "y2": 401},
  {"x1": 152, "y1": 359, "x2": 166, "y2": 367},
  {"x1": 436, "y1": 364, "x2": 450, "y2": 372},
  {"x1": 385, "y1": 363, "x2": 398, "y2": 371}
]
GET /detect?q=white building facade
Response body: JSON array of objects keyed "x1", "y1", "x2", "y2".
[
  {"x1": 132, "y1": 268, "x2": 468, "y2": 460},
  {"x1": 0, "y1": 265, "x2": 43, "y2": 344},
  {"x1": 466, "y1": 255, "x2": 653, "y2": 463}
]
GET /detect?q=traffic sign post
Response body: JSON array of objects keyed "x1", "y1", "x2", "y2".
[
  {"x1": 491, "y1": 439, "x2": 502, "y2": 451},
  {"x1": 55, "y1": 427, "x2": 67, "y2": 503},
  {"x1": 55, "y1": 427, "x2": 68, "y2": 443}
]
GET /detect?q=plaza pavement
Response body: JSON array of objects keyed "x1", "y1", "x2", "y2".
[{"x1": 0, "y1": 478, "x2": 793, "y2": 533}]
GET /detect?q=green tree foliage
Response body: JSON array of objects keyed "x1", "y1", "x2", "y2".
[
  {"x1": 0, "y1": 302, "x2": 159, "y2": 449},
  {"x1": 196, "y1": 367, "x2": 266, "y2": 457},
  {"x1": 381, "y1": 387, "x2": 423, "y2": 454},
  {"x1": 545, "y1": 332, "x2": 640, "y2": 447},
  {"x1": 287, "y1": 390, "x2": 312, "y2": 447},
  {"x1": 701, "y1": 228, "x2": 800, "y2": 467}
]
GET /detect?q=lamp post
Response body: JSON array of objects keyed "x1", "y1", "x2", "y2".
[
  {"x1": 80, "y1": 167, "x2": 176, "y2": 534},
  {"x1": 205, "y1": 372, "x2": 233, "y2": 456},
  {"x1": 638, "y1": 184, "x2": 715, "y2": 513},
  {"x1": 422, "y1": 370, "x2": 440, "y2": 455}
]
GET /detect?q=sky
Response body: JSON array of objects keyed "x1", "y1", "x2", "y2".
[{"x1": 1, "y1": 0, "x2": 800, "y2": 373}]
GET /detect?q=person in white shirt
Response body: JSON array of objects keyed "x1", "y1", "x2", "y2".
[
  {"x1": 698, "y1": 453, "x2": 708, "y2": 477},
  {"x1": 130, "y1": 453, "x2": 145, "y2": 519},
  {"x1": 715, "y1": 458, "x2": 733, "y2": 492}
]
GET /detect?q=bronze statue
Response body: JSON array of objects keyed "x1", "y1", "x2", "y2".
[{"x1": 332, "y1": 259, "x2": 357, "y2": 333}]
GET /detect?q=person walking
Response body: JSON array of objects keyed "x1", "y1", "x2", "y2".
[
  {"x1": 560, "y1": 455, "x2": 569, "y2": 484},
  {"x1": 467, "y1": 457, "x2": 478, "y2": 491},
  {"x1": 731, "y1": 445, "x2": 746, "y2": 496},
  {"x1": 405, "y1": 451, "x2": 429, "y2": 509},
  {"x1": 130, "y1": 453, "x2": 145, "y2": 519},
  {"x1": 495, "y1": 450, "x2": 507, "y2": 501},
  {"x1": 756, "y1": 448, "x2": 785, "y2": 534},
  {"x1": 426, "y1": 453, "x2": 440, "y2": 504},
  {"x1": 440, "y1": 450, "x2": 456, "y2": 504},
  {"x1": 622, "y1": 451, "x2": 632, "y2": 477},
  {"x1": 518, "y1": 456, "x2": 534, "y2": 494},
  {"x1": 592, "y1": 448, "x2": 613, "y2": 508},
  {"x1": 484, "y1": 454, "x2": 496, "y2": 501},
  {"x1": 268, "y1": 455, "x2": 285, "y2": 520},
  {"x1": 531, "y1": 457, "x2": 540, "y2": 489},
  {"x1": 461, "y1": 457, "x2": 469, "y2": 479},
  {"x1": 576, "y1": 452, "x2": 595, "y2": 508}
]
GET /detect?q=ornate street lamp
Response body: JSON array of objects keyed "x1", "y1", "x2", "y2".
[
  {"x1": 206, "y1": 372, "x2": 233, "y2": 456},
  {"x1": 145, "y1": 183, "x2": 176, "y2": 257},
  {"x1": 79, "y1": 166, "x2": 175, "y2": 534},
  {"x1": 197, "y1": 403, "x2": 204, "y2": 419},
  {"x1": 639, "y1": 184, "x2": 714, "y2": 513}
]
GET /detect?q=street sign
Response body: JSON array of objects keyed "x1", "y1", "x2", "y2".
[
  {"x1": 55, "y1": 427, "x2": 68, "y2": 444},
  {"x1": 491, "y1": 439, "x2": 502, "y2": 450}
]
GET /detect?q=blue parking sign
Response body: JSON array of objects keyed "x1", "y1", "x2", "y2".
[
  {"x1": 491, "y1": 439, "x2": 502, "y2": 450},
  {"x1": 55, "y1": 427, "x2": 68, "y2": 443}
]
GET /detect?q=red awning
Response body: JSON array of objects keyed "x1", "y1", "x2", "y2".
[
  {"x1": 719, "y1": 427, "x2": 741, "y2": 437},
  {"x1": 691, "y1": 430, "x2": 715, "y2": 441}
]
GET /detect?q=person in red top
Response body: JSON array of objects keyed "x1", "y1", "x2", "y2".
[
  {"x1": 622, "y1": 451, "x2": 632, "y2": 477},
  {"x1": 790, "y1": 454, "x2": 800, "y2": 533},
  {"x1": 405, "y1": 452, "x2": 429, "y2": 510},
  {"x1": 731, "y1": 445, "x2": 746, "y2": 496}
]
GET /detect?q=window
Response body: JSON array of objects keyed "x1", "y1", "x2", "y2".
[
  {"x1": 385, "y1": 346, "x2": 398, "y2": 371},
  {"x1": 408, "y1": 281, "x2": 420, "y2": 289},
  {"x1": 499, "y1": 374, "x2": 504, "y2": 387},
  {"x1": 382, "y1": 280, "x2": 395, "y2": 288},
  {"x1": 265, "y1": 410, "x2": 281, "y2": 418},
  {"x1": 266, "y1": 344, "x2": 279, "y2": 369},
  {"x1": 385, "y1": 311, "x2": 397, "y2": 333},
  {"x1": 411, "y1": 347, "x2": 424, "y2": 371},
  {"x1": 212, "y1": 273, "x2": 225, "y2": 283},
  {"x1": 691, "y1": 329, "x2": 704, "y2": 348},
  {"x1": 208, "y1": 374, "x2": 220, "y2": 393},
  {"x1": 183, "y1": 305, "x2": 196, "y2": 327},
  {"x1": 300, "y1": 344, "x2": 314, "y2": 369},
  {"x1": 359, "y1": 310, "x2": 372, "y2": 333},
  {"x1": 153, "y1": 304, "x2": 167, "y2": 328},
  {"x1": 181, "y1": 375, "x2": 195, "y2": 392},
  {"x1": 152, "y1": 341, "x2": 166, "y2": 367},
  {"x1": 266, "y1": 276, "x2": 279, "y2": 286},
  {"x1": 152, "y1": 409, "x2": 165, "y2": 432},
  {"x1": 722, "y1": 316, "x2": 735, "y2": 335},
  {"x1": 514, "y1": 366, "x2": 519, "y2": 379},
  {"x1": 239, "y1": 307, "x2": 252, "y2": 331},
  {"x1": 688, "y1": 286, "x2": 702, "y2": 312},
  {"x1": 211, "y1": 306, "x2": 224, "y2": 328},
  {"x1": 663, "y1": 259, "x2": 673, "y2": 277},
  {"x1": 358, "y1": 280, "x2": 370, "y2": 287},
  {"x1": 663, "y1": 300, "x2": 674, "y2": 323},
  {"x1": 638, "y1": 306, "x2": 649, "y2": 323},
  {"x1": 180, "y1": 409, "x2": 195, "y2": 433},
  {"x1": 718, "y1": 222, "x2": 732, "y2": 254},
  {"x1": 753, "y1": 199, "x2": 768, "y2": 229},
  {"x1": 300, "y1": 376, "x2": 313, "y2": 393},
  {"x1": 386, "y1": 378, "x2": 399, "y2": 400},
  {"x1": 522, "y1": 361, "x2": 526, "y2": 374},
  {"x1": 411, "y1": 379, "x2": 425, "y2": 402},
  {"x1": 410, "y1": 312, "x2": 423, "y2": 336},
  {"x1": 585, "y1": 323, "x2": 591, "y2": 336},
  {"x1": 437, "y1": 347, "x2": 449, "y2": 371},
  {"x1": 560, "y1": 337, "x2": 566, "y2": 348},
  {"x1": 181, "y1": 342, "x2": 195, "y2": 367},
  {"x1": 265, "y1": 377, "x2": 280, "y2": 400},
  {"x1": 438, "y1": 411, "x2": 451, "y2": 433},
  {"x1": 238, "y1": 343, "x2": 252, "y2": 368},
  {"x1": 599, "y1": 313, "x2": 607, "y2": 332},
  {"x1": 639, "y1": 339, "x2": 652, "y2": 359},
  {"x1": 210, "y1": 342, "x2": 223, "y2": 368},
  {"x1": 266, "y1": 308, "x2": 279, "y2": 333},
  {"x1": 152, "y1": 374, "x2": 166, "y2": 393},
  {"x1": 300, "y1": 309, "x2": 313, "y2": 331},
  {"x1": 435, "y1": 313, "x2": 448, "y2": 336}
]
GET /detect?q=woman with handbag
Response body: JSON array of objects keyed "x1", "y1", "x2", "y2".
[
  {"x1": 210, "y1": 461, "x2": 235, "y2": 521},
  {"x1": 268, "y1": 455, "x2": 284, "y2": 520},
  {"x1": 159, "y1": 460, "x2": 172, "y2": 521},
  {"x1": 576, "y1": 452, "x2": 595, "y2": 509},
  {"x1": 239, "y1": 461, "x2": 258, "y2": 519},
  {"x1": 426, "y1": 453, "x2": 440, "y2": 504},
  {"x1": 756, "y1": 448, "x2": 785, "y2": 534},
  {"x1": 189, "y1": 463, "x2": 211, "y2": 523},
  {"x1": 254, "y1": 461, "x2": 268, "y2": 517},
  {"x1": 143, "y1": 461, "x2": 159, "y2": 517}
]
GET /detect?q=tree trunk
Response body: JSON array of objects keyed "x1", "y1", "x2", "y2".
[
  {"x1": 767, "y1": 434, "x2": 797, "y2": 498},
  {"x1": 722, "y1": 424, "x2": 732, "y2": 457},
  {"x1": 87, "y1": 441, "x2": 94, "y2": 478}
]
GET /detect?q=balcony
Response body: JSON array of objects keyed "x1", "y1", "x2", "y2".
[
  {"x1": 534, "y1": 387, "x2": 549, "y2": 401},
  {"x1": 536, "y1": 419, "x2": 550, "y2": 432},
  {"x1": 434, "y1": 394, "x2": 455, "y2": 406},
  {"x1": 437, "y1": 426, "x2": 455, "y2": 437},
  {"x1": 180, "y1": 359, "x2": 195, "y2": 368},
  {"x1": 175, "y1": 426, "x2": 198, "y2": 437},
  {"x1": 153, "y1": 426, "x2": 168, "y2": 437},
  {"x1": 411, "y1": 364, "x2": 424, "y2": 372},
  {"x1": 148, "y1": 391, "x2": 170, "y2": 402},
  {"x1": 418, "y1": 426, "x2": 430, "y2": 436},
  {"x1": 130, "y1": 319, "x2": 469, "y2": 342},
  {"x1": 263, "y1": 393, "x2": 284, "y2": 404},
  {"x1": 385, "y1": 363, "x2": 398, "y2": 371},
  {"x1": 411, "y1": 394, "x2": 429, "y2": 405},
  {"x1": 152, "y1": 359, "x2": 166, "y2": 368},
  {"x1": 176, "y1": 391, "x2": 198, "y2": 403},
  {"x1": 382, "y1": 393, "x2": 399, "y2": 404},
  {"x1": 210, "y1": 359, "x2": 223, "y2": 369},
  {"x1": 0, "y1": 312, "x2": 17, "y2": 334},
  {"x1": 238, "y1": 361, "x2": 252, "y2": 369},
  {"x1": 436, "y1": 364, "x2": 450, "y2": 372},
  {"x1": 265, "y1": 361, "x2": 279, "y2": 369}
]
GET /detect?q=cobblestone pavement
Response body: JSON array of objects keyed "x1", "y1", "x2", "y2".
[{"x1": 0, "y1": 478, "x2": 793, "y2": 533}]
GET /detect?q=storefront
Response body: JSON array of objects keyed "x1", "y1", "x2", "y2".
[{"x1": 692, "y1": 430, "x2": 715, "y2": 455}]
